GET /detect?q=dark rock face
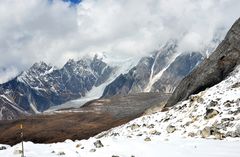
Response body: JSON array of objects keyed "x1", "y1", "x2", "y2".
[
  {"x1": 0, "y1": 97, "x2": 25, "y2": 120},
  {"x1": 101, "y1": 56, "x2": 154, "y2": 98},
  {"x1": 102, "y1": 40, "x2": 204, "y2": 98},
  {"x1": 166, "y1": 18, "x2": 240, "y2": 107},
  {"x1": 151, "y1": 52, "x2": 203, "y2": 93},
  {"x1": 102, "y1": 40, "x2": 179, "y2": 98},
  {"x1": 0, "y1": 56, "x2": 113, "y2": 120}
]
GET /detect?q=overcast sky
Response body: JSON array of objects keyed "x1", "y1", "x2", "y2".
[{"x1": 0, "y1": 0, "x2": 240, "y2": 83}]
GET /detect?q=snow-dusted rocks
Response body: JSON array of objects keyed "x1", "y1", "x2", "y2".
[
  {"x1": 99, "y1": 65, "x2": 240, "y2": 141},
  {"x1": 204, "y1": 108, "x2": 219, "y2": 119},
  {"x1": 93, "y1": 140, "x2": 104, "y2": 148},
  {"x1": 166, "y1": 125, "x2": 176, "y2": 133},
  {"x1": 144, "y1": 137, "x2": 151, "y2": 141},
  {"x1": 1, "y1": 135, "x2": 240, "y2": 157},
  {"x1": 0, "y1": 146, "x2": 6, "y2": 150}
]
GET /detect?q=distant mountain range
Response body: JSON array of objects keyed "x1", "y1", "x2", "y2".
[
  {"x1": 0, "y1": 38, "x2": 220, "y2": 120},
  {"x1": 0, "y1": 55, "x2": 113, "y2": 119}
]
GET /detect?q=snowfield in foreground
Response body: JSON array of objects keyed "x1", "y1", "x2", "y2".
[
  {"x1": 0, "y1": 65, "x2": 240, "y2": 157},
  {"x1": 0, "y1": 137, "x2": 240, "y2": 157}
]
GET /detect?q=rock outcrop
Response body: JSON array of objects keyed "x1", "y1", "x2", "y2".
[{"x1": 167, "y1": 18, "x2": 240, "y2": 107}]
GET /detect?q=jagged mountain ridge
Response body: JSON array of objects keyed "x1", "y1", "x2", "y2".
[
  {"x1": 0, "y1": 36, "x2": 222, "y2": 120},
  {"x1": 0, "y1": 55, "x2": 113, "y2": 120},
  {"x1": 101, "y1": 39, "x2": 211, "y2": 98}
]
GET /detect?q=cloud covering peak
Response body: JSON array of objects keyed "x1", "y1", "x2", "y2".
[{"x1": 0, "y1": 0, "x2": 240, "y2": 83}]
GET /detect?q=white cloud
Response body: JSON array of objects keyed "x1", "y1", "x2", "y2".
[
  {"x1": 0, "y1": 66, "x2": 19, "y2": 84},
  {"x1": 0, "y1": 0, "x2": 240, "y2": 82}
]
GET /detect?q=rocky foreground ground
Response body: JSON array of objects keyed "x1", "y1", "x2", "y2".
[{"x1": 102, "y1": 65, "x2": 240, "y2": 140}]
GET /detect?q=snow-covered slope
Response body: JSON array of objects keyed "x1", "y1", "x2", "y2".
[
  {"x1": 0, "y1": 137, "x2": 239, "y2": 157},
  {"x1": 103, "y1": 65, "x2": 240, "y2": 139}
]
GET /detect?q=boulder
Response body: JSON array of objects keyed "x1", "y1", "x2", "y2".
[
  {"x1": 188, "y1": 132, "x2": 197, "y2": 137},
  {"x1": 76, "y1": 144, "x2": 81, "y2": 148},
  {"x1": 90, "y1": 149, "x2": 96, "y2": 152},
  {"x1": 200, "y1": 127, "x2": 211, "y2": 138},
  {"x1": 201, "y1": 126, "x2": 223, "y2": 139},
  {"x1": 166, "y1": 125, "x2": 176, "y2": 133},
  {"x1": 223, "y1": 101, "x2": 232, "y2": 107},
  {"x1": 147, "y1": 124, "x2": 155, "y2": 129},
  {"x1": 235, "y1": 124, "x2": 240, "y2": 136},
  {"x1": 0, "y1": 146, "x2": 6, "y2": 150},
  {"x1": 130, "y1": 124, "x2": 140, "y2": 130},
  {"x1": 189, "y1": 95, "x2": 204, "y2": 103},
  {"x1": 57, "y1": 151, "x2": 65, "y2": 155},
  {"x1": 149, "y1": 130, "x2": 161, "y2": 135},
  {"x1": 94, "y1": 140, "x2": 104, "y2": 148},
  {"x1": 111, "y1": 133, "x2": 120, "y2": 136},
  {"x1": 214, "y1": 132, "x2": 223, "y2": 140},
  {"x1": 231, "y1": 82, "x2": 240, "y2": 88},
  {"x1": 204, "y1": 108, "x2": 219, "y2": 119},
  {"x1": 221, "y1": 117, "x2": 235, "y2": 122},
  {"x1": 144, "y1": 137, "x2": 151, "y2": 142},
  {"x1": 226, "y1": 131, "x2": 240, "y2": 137},
  {"x1": 208, "y1": 100, "x2": 218, "y2": 107}
]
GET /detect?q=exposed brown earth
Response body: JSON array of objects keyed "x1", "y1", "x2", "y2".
[
  {"x1": 0, "y1": 111, "x2": 134, "y2": 146},
  {"x1": 0, "y1": 92, "x2": 169, "y2": 145}
]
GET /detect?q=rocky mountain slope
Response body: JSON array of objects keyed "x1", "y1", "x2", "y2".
[
  {"x1": 0, "y1": 55, "x2": 113, "y2": 120},
  {"x1": 167, "y1": 18, "x2": 240, "y2": 107},
  {"x1": 101, "y1": 39, "x2": 217, "y2": 98}
]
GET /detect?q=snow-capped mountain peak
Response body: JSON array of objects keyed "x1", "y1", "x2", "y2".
[{"x1": 0, "y1": 56, "x2": 115, "y2": 119}]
